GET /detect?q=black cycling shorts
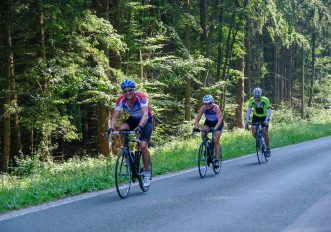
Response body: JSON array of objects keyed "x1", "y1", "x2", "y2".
[
  {"x1": 203, "y1": 120, "x2": 224, "y2": 132},
  {"x1": 123, "y1": 117, "x2": 153, "y2": 142},
  {"x1": 252, "y1": 116, "x2": 268, "y2": 128}
]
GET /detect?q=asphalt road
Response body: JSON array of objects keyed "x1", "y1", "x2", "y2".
[{"x1": 1, "y1": 136, "x2": 331, "y2": 232}]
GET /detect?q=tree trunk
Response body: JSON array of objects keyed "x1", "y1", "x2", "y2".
[
  {"x1": 308, "y1": 20, "x2": 316, "y2": 107},
  {"x1": 286, "y1": 46, "x2": 292, "y2": 107},
  {"x1": 36, "y1": 0, "x2": 45, "y2": 60},
  {"x1": 97, "y1": 103, "x2": 110, "y2": 155},
  {"x1": 301, "y1": 44, "x2": 305, "y2": 118},
  {"x1": 96, "y1": 0, "x2": 111, "y2": 155},
  {"x1": 235, "y1": 55, "x2": 245, "y2": 128},
  {"x1": 200, "y1": 0, "x2": 207, "y2": 43},
  {"x1": 109, "y1": 0, "x2": 121, "y2": 70},
  {"x1": 10, "y1": 56, "x2": 21, "y2": 159},
  {"x1": 216, "y1": 0, "x2": 224, "y2": 82},
  {"x1": 273, "y1": 44, "x2": 278, "y2": 106},
  {"x1": 244, "y1": 23, "x2": 251, "y2": 100},
  {"x1": 1, "y1": 23, "x2": 13, "y2": 172},
  {"x1": 184, "y1": 0, "x2": 191, "y2": 121}
]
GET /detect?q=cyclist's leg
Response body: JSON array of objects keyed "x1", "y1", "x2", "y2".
[
  {"x1": 251, "y1": 116, "x2": 264, "y2": 139},
  {"x1": 201, "y1": 121, "x2": 210, "y2": 141},
  {"x1": 139, "y1": 119, "x2": 153, "y2": 172},
  {"x1": 140, "y1": 141, "x2": 150, "y2": 172},
  {"x1": 262, "y1": 127, "x2": 270, "y2": 148},
  {"x1": 213, "y1": 121, "x2": 224, "y2": 160},
  {"x1": 120, "y1": 122, "x2": 130, "y2": 144},
  {"x1": 251, "y1": 126, "x2": 257, "y2": 139}
]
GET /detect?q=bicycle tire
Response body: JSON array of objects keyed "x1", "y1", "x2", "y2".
[
  {"x1": 256, "y1": 137, "x2": 264, "y2": 164},
  {"x1": 198, "y1": 143, "x2": 208, "y2": 178},
  {"x1": 115, "y1": 150, "x2": 132, "y2": 199},
  {"x1": 138, "y1": 152, "x2": 152, "y2": 192}
]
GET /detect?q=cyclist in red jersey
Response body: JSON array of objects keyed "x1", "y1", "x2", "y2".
[{"x1": 109, "y1": 80, "x2": 153, "y2": 187}]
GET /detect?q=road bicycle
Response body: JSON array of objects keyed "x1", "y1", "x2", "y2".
[
  {"x1": 252, "y1": 122, "x2": 269, "y2": 164},
  {"x1": 193, "y1": 128, "x2": 221, "y2": 178},
  {"x1": 108, "y1": 129, "x2": 152, "y2": 199}
]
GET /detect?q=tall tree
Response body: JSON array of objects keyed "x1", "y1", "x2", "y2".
[
  {"x1": 234, "y1": 54, "x2": 245, "y2": 128},
  {"x1": 308, "y1": 4, "x2": 316, "y2": 107},
  {"x1": 1, "y1": 3, "x2": 14, "y2": 172},
  {"x1": 184, "y1": 0, "x2": 191, "y2": 121},
  {"x1": 95, "y1": 0, "x2": 111, "y2": 155}
]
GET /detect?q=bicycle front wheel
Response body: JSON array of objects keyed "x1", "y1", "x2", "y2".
[
  {"x1": 256, "y1": 138, "x2": 264, "y2": 164},
  {"x1": 198, "y1": 143, "x2": 208, "y2": 178},
  {"x1": 138, "y1": 152, "x2": 152, "y2": 192},
  {"x1": 115, "y1": 150, "x2": 132, "y2": 199}
]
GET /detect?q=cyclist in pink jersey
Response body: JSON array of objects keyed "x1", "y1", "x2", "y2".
[
  {"x1": 109, "y1": 80, "x2": 153, "y2": 187},
  {"x1": 193, "y1": 95, "x2": 224, "y2": 169}
]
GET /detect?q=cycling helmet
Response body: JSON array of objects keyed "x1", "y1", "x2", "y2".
[
  {"x1": 203, "y1": 95, "x2": 214, "y2": 104},
  {"x1": 120, "y1": 80, "x2": 136, "y2": 90},
  {"x1": 252, "y1": 87, "x2": 262, "y2": 97}
]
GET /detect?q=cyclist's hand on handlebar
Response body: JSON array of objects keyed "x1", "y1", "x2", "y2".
[
  {"x1": 193, "y1": 127, "x2": 200, "y2": 133},
  {"x1": 106, "y1": 128, "x2": 114, "y2": 136},
  {"x1": 264, "y1": 120, "x2": 269, "y2": 126},
  {"x1": 134, "y1": 125, "x2": 143, "y2": 134}
]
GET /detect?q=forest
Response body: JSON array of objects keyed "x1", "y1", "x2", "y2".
[{"x1": 1, "y1": 0, "x2": 331, "y2": 173}]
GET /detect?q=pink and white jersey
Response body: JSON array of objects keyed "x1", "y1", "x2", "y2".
[{"x1": 115, "y1": 91, "x2": 153, "y2": 121}]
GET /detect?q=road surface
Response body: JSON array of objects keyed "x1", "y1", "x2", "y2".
[{"x1": 1, "y1": 136, "x2": 331, "y2": 232}]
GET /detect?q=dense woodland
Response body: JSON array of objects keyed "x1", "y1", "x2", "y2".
[{"x1": 1, "y1": 0, "x2": 330, "y2": 172}]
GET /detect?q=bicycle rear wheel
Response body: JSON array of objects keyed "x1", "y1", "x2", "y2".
[
  {"x1": 256, "y1": 138, "x2": 264, "y2": 164},
  {"x1": 138, "y1": 152, "x2": 152, "y2": 192},
  {"x1": 115, "y1": 151, "x2": 132, "y2": 199},
  {"x1": 198, "y1": 143, "x2": 208, "y2": 178}
]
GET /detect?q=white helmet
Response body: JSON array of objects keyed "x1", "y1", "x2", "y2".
[
  {"x1": 252, "y1": 87, "x2": 262, "y2": 97},
  {"x1": 203, "y1": 95, "x2": 214, "y2": 104}
]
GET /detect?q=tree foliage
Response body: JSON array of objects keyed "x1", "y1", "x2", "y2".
[{"x1": 0, "y1": 0, "x2": 330, "y2": 171}]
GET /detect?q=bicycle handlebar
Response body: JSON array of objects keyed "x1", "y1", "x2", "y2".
[
  {"x1": 106, "y1": 130, "x2": 140, "y2": 144},
  {"x1": 192, "y1": 128, "x2": 215, "y2": 139},
  {"x1": 111, "y1": 130, "x2": 136, "y2": 135}
]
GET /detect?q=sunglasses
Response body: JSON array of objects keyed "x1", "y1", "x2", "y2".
[
  {"x1": 123, "y1": 89, "x2": 134, "y2": 94},
  {"x1": 204, "y1": 102, "x2": 212, "y2": 106},
  {"x1": 254, "y1": 96, "x2": 261, "y2": 98}
]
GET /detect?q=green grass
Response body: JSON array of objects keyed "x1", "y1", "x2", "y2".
[{"x1": 1, "y1": 114, "x2": 331, "y2": 214}]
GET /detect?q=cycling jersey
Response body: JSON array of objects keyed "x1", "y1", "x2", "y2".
[
  {"x1": 247, "y1": 96, "x2": 271, "y2": 117},
  {"x1": 204, "y1": 104, "x2": 218, "y2": 122},
  {"x1": 115, "y1": 92, "x2": 153, "y2": 121}
]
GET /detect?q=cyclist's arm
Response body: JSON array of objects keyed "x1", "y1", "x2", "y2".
[
  {"x1": 265, "y1": 107, "x2": 272, "y2": 122},
  {"x1": 110, "y1": 110, "x2": 121, "y2": 129},
  {"x1": 246, "y1": 106, "x2": 252, "y2": 124},
  {"x1": 138, "y1": 106, "x2": 149, "y2": 128},
  {"x1": 194, "y1": 106, "x2": 205, "y2": 128},
  {"x1": 214, "y1": 106, "x2": 223, "y2": 129}
]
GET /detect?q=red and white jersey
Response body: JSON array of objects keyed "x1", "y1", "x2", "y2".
[{"x1": 115, "y1": 91, "x2": 153, "y2": 121}]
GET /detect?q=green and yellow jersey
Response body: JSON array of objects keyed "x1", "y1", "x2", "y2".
[{"x1": 246, "y1": 96, "x2": 271, "y2": 117}]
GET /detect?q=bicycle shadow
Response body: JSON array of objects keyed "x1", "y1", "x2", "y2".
[{"x1": 238, "y1": 161, "x2": 268, "y2": 167}]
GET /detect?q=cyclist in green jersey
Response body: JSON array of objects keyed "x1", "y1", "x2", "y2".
[{"x1": 245, "y1": 87, "x2": 272, "y2": 156}]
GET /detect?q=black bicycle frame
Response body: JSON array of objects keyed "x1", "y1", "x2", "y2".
[{"x1": 117, "y1": 130, "x2": 141, "y2": 178}]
